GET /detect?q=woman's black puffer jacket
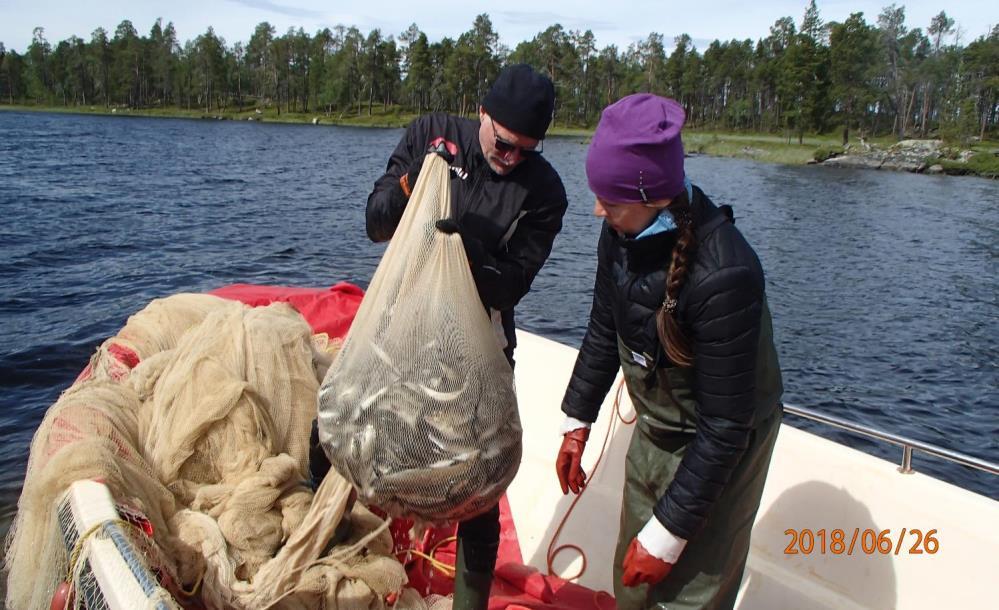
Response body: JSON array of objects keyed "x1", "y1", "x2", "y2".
[{"x1": 561, "y1": 185, "x2": 781, "y2": 540}]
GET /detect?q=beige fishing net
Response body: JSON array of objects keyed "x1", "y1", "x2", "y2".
[
  {"x1": 318, "y1": 154, "x2": 522, "y2": 523},
  {"x1": 4, "y1": 294, "x2": 445, "y2": 610}
]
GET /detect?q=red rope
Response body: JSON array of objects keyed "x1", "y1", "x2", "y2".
[{"x1": 545, "y1": 379, "x2": 634, "y2": 585}]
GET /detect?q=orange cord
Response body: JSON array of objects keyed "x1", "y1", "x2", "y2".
[
  {"x1": 546, "y1": 379, "x2": 634, "y2": 582},
  {"x1": 394, "y1": 532, "x2": 459, "y2": 579}
]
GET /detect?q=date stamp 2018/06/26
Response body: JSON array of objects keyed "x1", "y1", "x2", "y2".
[{"x1": 783, "y1": 528, "x2": 939, "y2": 555}]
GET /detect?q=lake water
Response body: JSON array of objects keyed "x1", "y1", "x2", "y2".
[{"x1": 0, "y1": 111, "x2": 996, "y2": 544}]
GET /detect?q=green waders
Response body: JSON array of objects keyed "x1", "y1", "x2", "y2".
[{"x1": 612, "y1": 306, "x2": 783, "y2": 610}]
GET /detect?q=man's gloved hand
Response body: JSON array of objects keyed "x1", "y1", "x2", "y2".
[
  {"x1": 426, "y1": 137, "x2": 457, "y2": 163},
  {"x1": 555, "y1": 428, "x2": 589, "y2": 494},
  {"x1": 435, "y1": 218, "x2": 461, "y2": 234},
  {"x1": 621, "y1": 537, "x2": 674, "y2": 587},
  {"x1": 400, "y1": 138, "x2": 456, "y2": 198},
  {"x1": 434, "y1": 219, "x2": 487, "y2": 270}
]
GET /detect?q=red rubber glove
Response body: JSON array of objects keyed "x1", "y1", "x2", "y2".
[
  {"x1": 621, "y1": 537, "x2": 674, "y2": 587},
  {"x1": 555, "y1": 428, "x2": 589, "y2": 494}
]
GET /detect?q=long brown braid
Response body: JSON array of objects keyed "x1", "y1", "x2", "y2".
[{"x1": 656, "y1": 195, "x2": 696, "y2": 367}]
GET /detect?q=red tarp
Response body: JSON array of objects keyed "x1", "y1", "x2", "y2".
[
  {"x1": 212, "y1": 283, "x2": 616, "y2": 610},
  {"x1": 209, "y1": 282, "x2": 365, "y2": 339}
]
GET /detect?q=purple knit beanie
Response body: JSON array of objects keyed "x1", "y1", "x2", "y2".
[{"x1": 586, "y1": 94, "x2": 686, "y2": 203}]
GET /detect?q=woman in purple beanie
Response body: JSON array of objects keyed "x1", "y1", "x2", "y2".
[{"x1": 555, "y1": 93, "x2": 784, "y2": 609}]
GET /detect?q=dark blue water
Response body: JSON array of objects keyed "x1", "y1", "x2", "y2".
[{"x1": 1, "y1": 111, "x2": 996, "y2": 541}]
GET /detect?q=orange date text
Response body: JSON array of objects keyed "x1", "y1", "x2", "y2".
[{"x1": 783, "y1": 528, "x2": 939, "y2": 555}]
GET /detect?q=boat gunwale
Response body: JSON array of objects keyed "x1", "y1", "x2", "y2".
[{"x1": 783, "y1": 402, "x2": 999, "y2": 476}]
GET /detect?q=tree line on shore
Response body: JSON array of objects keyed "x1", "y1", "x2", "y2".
[{"x1": 0, "y1": 2, "x2": 996, "y2": 144}]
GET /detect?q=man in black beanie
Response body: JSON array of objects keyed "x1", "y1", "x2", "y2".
[{"x1": 364, "y1": 63, "x2": 568, "y2": 610}]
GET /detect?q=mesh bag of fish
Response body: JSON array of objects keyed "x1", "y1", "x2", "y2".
[{"x1": 318, "y1": 154, "x2": 522, "y2": 522}]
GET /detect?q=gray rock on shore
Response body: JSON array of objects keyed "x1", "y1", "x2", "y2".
[
  {"x1": 821, "y1": 139, "x2": 949, "y2": 173},
  {"x1": 822, "y1": 153, "x2": 886, "y2": 170}
]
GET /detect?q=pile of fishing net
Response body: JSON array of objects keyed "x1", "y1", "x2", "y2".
[
  {"x1": 318, "y1": 154, "x2": 522, "y2": 522},
  {"x1": 4, "y1": 293, "x2": 451, "y2": 610}
]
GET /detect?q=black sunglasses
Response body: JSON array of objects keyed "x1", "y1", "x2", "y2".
[{"x1": 490, "y1": 116, "x2": 542, "y2": 157}]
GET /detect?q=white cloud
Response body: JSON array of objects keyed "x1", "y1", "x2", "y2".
[{"x1": 224, "y1": 0, "x2": 326, "y2": 20}]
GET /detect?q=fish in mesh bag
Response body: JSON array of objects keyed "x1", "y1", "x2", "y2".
[{"x1": 318, "y1": 153, "x2": 522, "y2": 522}]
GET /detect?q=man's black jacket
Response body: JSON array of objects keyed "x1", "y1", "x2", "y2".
[{"x1": 366, "y1": 113, "x2": 568, "y2": 354}]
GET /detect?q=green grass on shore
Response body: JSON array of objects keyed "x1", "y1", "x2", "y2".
[
  {"x1": 0, "y1": 101, "x2": 422, "y2": 127},
  {"x1": 3, "y1": 103, "x2": 995, "y2": 176},
  {"x1": 683, "y1": 132, "x2": 839, "y2": 165},
  {"x1": 937, "y1": 152, "x2": 999, "y2": 178}
]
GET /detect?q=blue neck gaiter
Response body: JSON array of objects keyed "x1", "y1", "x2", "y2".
[{"x1": 635, "y1": 176, "x2": 692, "y2": 240}]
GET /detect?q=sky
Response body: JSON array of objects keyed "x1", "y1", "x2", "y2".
[{"x1": 1, "y1": 0, "x2": 996, "y2": 54}]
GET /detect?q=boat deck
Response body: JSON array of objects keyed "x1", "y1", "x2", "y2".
[{"x1": 507, "y1": 331, "x2": 998, "y2": 609}]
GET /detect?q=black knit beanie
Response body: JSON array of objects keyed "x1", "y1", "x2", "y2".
[{"x1": 482, "y1": 64, "x2": 555, "y2": 140}]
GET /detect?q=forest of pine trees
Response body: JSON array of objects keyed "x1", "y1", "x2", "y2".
[{"x1": 1, "y1": 3, "x2": 996, "y2": 144}]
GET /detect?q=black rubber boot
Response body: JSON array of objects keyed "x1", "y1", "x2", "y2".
[
  {"x1": 308, "y1": 419, "x2": 332, "y2": 491},
  {"x1": 452, "y1": 538, "x2": 498, "y2": 610}
]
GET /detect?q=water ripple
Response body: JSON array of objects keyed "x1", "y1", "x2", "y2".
[{"x1": 0, "y1": 111, "x2": 996, "y2": 523}]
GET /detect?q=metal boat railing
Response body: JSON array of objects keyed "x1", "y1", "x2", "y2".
[{"x1": 783, "y1": 403, "x2": 999, "y2": 476}]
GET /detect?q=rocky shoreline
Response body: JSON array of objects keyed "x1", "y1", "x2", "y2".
[{"x1": 814, "y1": 139, "x2": 992, "y2": 176}]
